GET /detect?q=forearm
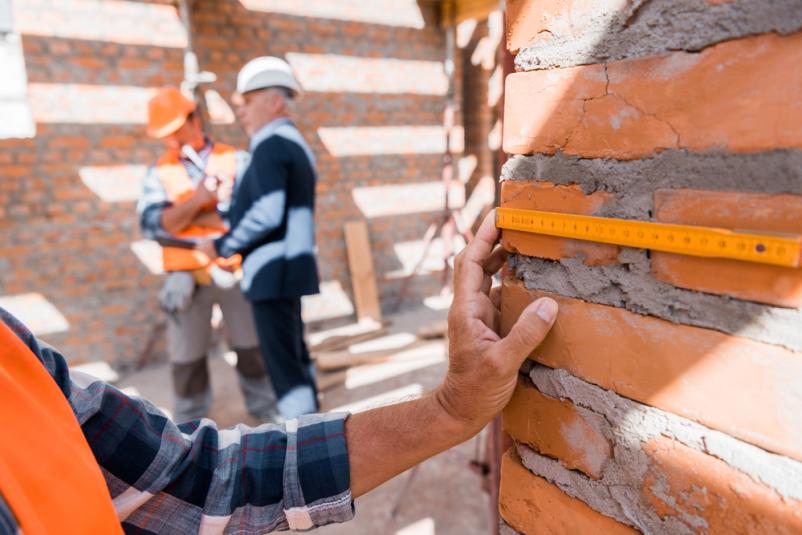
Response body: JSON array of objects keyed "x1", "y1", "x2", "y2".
[
  {"x1": 189, "y1": 210, "x2": 225, "y2": 229},
  {"x1": 216, "y1": 190, "x2": 285, "y2": 257},
  {"x1": 161, "y1": 196, "x2": 204, "y2": 234},
  {"x1": 346, "y1": 390, "x2": 475, "y2": 498}
]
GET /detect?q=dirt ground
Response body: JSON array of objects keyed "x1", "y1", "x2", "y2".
[{"x1": 115, "y1": 303, "x2": 493, "y2": 535}]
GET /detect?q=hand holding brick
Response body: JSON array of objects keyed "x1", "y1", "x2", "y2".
[{"x1": 437, "y1": 210, "x2": 559, "y2": 433}]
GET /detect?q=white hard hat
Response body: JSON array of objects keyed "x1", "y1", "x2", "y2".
[{"x1": 236, "y1": 56, "x2": 301, "y2": 96}]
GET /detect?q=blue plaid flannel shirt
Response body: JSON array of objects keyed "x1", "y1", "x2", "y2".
[{"x1": 0, "y1": 308, "x2": 354, "y2": 533}]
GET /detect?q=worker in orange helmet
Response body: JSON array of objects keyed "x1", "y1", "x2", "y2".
[{"x1": 137, "y1": 87, "x2": 278, "y2": 423}]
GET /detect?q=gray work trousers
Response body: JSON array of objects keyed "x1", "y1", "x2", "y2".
[{"x1": 166, "y1": 280, "x2": 278, "y2": 423}]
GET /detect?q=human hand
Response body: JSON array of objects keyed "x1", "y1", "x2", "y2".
[
  {"x1": 195, "y1": 237, "x2": 219, "y2": 260},
  {"x1": 435, "y1": 209, "x2": 558, "y2": 434},
  {"x1": 215, "y1": 254, "x2": 241, "y2": 273},
  {"x1": 192, "y1": 180, "x2": 218, "y2": 210},
  {"x1": 215, "y1": 174, "x2": 234, "y2": 205}
]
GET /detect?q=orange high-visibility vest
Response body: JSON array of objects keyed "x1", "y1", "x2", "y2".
[
  {"x1": 0, "y1": 322, "x2": 123, "y2": 534},
  {"x1": 156, "y1": 143, "x2": 238, "y2": 272}
]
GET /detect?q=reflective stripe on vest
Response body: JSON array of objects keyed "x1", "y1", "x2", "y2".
[
  {"x1": 0, "y1": 323, "x2": 122, "y2": 534},
  {"x1": 156, "y1": 143, "x2": 238, "y2": 272}
]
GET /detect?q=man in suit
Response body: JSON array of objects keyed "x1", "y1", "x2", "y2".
[{"x1": 197, "y1": 57, "x2": 320, "y2": 419}]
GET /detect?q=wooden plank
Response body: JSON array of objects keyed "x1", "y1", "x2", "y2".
[
  {"x1": 455, "y1": 0, "x2": 498, "y2": 23},
  {"x1": 441, "y1": 0, "x2": 498, "y2": 25},
  {"x1": 344, "y1": 220, "x2": 383, "y2": 323},
  {"x1": 417, "y1": 320, "x2": 448, "y2": 340},
  {"x1": 315, "y1": 370, "x2": 347, "y2": 391},
  {"x1": 309, "y1": 326, "x2": 390, "y2": 354},
  {"x1": 315, "y1": 340, "x2": 431, "y2": 371}
]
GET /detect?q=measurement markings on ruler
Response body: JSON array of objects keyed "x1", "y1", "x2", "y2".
[{"x1": 496, "y1": 207, "x2": 802, "y2": 268}]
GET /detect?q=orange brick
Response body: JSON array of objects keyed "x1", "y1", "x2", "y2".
[
  {"x1": 501, "y1": 180, "x2": 619, "y2": 265},
  {"x1": 503, "y1": 32, "x2": 802, "y2": 159},
  {"x1": 500, "y1": 278, "x2": 802, "y2": 461},
  {"x1": 652, "y1": 189, "x2": 802, "y2": 308},
  {"x1": 503, "y1": 376, "x2": 611, "y2": 479},
  {"x1": 500, "y1": 449, "x2": 638, "y2": 535},
  {"x1": 642, "y1": 437, "x2": 802, "y2": 534}
]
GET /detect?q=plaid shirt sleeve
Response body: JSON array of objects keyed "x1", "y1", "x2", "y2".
[{"x1": 0, "y1": 308, "x2": 354, "y2": 533}]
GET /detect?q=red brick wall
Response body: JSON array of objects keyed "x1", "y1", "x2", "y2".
[
  {"x1": 498, "y1": 1, "x2": 802, "y2": 533},
  {"x1": 0, "y1": 0, "x2": 450, "y2": 367}
]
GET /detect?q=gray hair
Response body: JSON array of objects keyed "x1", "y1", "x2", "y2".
[{"x1": 267, "y1": 86, "x2": 297, "y2": 113}]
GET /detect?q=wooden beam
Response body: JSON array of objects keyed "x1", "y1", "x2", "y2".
[
  {"x1": 441, "y1": 0, "x2": 499, "y2": 26},
  {"x1": 309, "y1": 326, "x2": 390, "y2": 354},
  {"x1": 344, "y1": 220, "x2": 383, "y2": 323},
  {"x1": 315, "y1": 340, "x2": 431, "y2": 371}
]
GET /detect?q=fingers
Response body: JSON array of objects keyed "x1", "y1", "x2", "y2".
[
  {"x1": 461, "y1": 210, "x2": 500, "y2": 265},
  {"x1": 493, "y1": 297, "x2": 558, "y2": 370},
  {"x1": 454, "y1": 211, "x2": 501, "y2": 295},
  {"x1": 490, "y1": 286, "x2": 501, "y2": 309},
  {"x1": 483, "y1": 245, "x2": 508, "y2": 276}
]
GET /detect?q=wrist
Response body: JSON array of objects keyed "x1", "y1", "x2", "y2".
[{"x1": 432, "y1": 385, "x2": 485, "y2": 442}]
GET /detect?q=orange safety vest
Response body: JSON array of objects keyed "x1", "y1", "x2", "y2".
[
  {"x1": 156, "y1": 142, "x2": 239, "y2": 273},
  {"x1": 0, "y1": 322, "x2": 123, "y2": 534}
]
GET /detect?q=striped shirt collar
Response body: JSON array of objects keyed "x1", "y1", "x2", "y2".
[{"x1": 249, "y1": 117, "x2": 294, "y2": 151}]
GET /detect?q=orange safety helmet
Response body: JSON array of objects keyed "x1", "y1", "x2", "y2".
[{"x1": 147, "y1": 87, "x2": 197, "y2": 139}]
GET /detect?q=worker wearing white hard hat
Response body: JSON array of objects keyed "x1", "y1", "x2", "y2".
[
  {"x1": 236, "y1": 56, "x2": 302, "y2": 96},
  {"x1": 137, "y1": 87, "x2": 280, "y2": 424},
  {"x1": 197, "y1": 56, "x2": 321, "y2": 419}
]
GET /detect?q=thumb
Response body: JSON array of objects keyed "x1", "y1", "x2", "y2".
[{"x1": 495, "y1": 297, "x2": 558, "y2": 365}]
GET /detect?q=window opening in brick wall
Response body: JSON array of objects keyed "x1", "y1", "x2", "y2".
[{"x1": 0, "y1": 0, "x2": 34, "y2": 139}]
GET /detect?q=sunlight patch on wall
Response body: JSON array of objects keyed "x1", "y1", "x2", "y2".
[
  {"x1": 239, "y1": 0, "x2": 425, "y2": 28},
  {"x1": 79, "y1": 164, "x2": 146, "y2": 203},
  {"x1": 286, "y1": 53, "x2": 446, "y2": 95},
  {"x1": 28, "y1": 83, "x2": 155, "y2": 124},
  {"x1": 129, "y1": 239, "x2": 164, "y2": 275},
  {"x1": 317, "y1": 126, "x2": 446, "y2": 157},
  {"x1": 352, "y1": 181, "x2": 465, "y2": 219},
  {"x1": 0, "y1": 33, "x2": 34, "y2": 139},
  {"x1": 0, "y1": 293, "x2": 69, "y2": 335},
  {"x1": 13, "y1": 0, "x2": 187, "y2": 47}
]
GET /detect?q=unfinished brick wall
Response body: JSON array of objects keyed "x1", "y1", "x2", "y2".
[
  {"x1": 0, "y1": 0, "x2": 449, "y2": 367},
  {"x1": 498, "y1": 1, "x2": 802, "y2": 533}
]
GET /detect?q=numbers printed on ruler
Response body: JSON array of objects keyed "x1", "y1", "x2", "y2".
[{"x1": 496, "y1": 207, "x2": 802, "y2": 268}]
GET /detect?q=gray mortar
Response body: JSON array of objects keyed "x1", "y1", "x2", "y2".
[
  {"x1": 502, "y1": 150, "x2": 802, "y2": 217},
  {"x1": 515, "y1": 365, "x2": 802, "y2": 534},
  {"x1": 499, "y1": 520, "x2": 522, "y2": 535},
  {"x1": 501, "y1": 149, "x2": 802, "y2": 351},
  {"x1": 511, "y1": 254, "x2": 802, "y2": 352},
  {"x1": 517, "y1": 365, "x2": 802, "y2": 534},
  {"x1": 515, "y1": 0, "x2": 802, "y2": 71}
]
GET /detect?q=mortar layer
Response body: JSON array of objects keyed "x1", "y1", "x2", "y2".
[
  {"x1": 511, "y1": 254, "x2": 802, "y2": 352},
  {"x1": 515, "y1": 365, "x2": 802, "y2": 534},
  {"x1": 502, "y1": 150, "x2": 802, "y2": 220},
  {"x1": 515, "y1": 0, "x2": 802, "y2": 71}
]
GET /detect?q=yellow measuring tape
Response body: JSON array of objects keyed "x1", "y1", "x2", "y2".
[{"x1": 496, "y1": 207, "x2": 802, "y2": 268}]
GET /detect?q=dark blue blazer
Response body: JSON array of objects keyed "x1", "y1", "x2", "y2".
[{"x1": 215, "y1": 120, "x2": 320, "y2": 302}]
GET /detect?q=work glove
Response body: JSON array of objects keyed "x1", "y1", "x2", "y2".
[{"x1": 159, "y1": 271, "x2": 196, "y2": 314}]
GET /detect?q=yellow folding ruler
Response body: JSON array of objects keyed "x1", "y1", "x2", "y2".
[{"x1": 496, "y1": 207, "x2": 802, "y2": 268}]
